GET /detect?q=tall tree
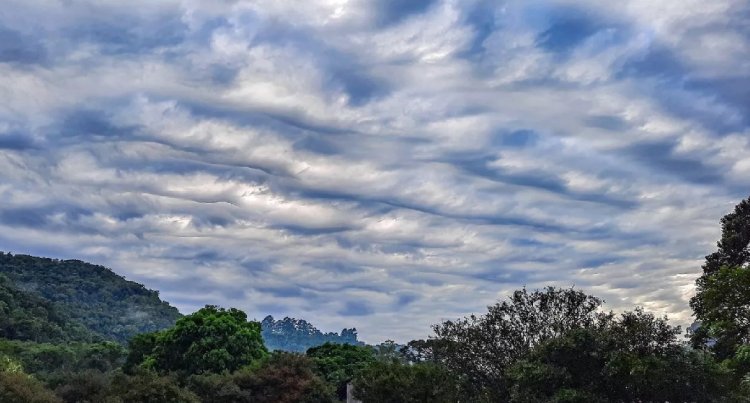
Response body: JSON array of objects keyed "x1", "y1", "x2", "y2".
[
  {"x1": 691, "y1": 196, "x2": 750, "y2": 358},
  {"x1": 261, "y1": 316, "x2": 360, "y2": 352},
  {"x1": 431, "y1": 287, "x2": 609, "y2": 400},
  {"x1": 124, "y1": 305, "x2": 267, "y2": 376},
  {"x1": 691, "y1": 266, "x2": 750, "y2": 358},
  {"x1": 306, "y1": 342, "x2": 375, "y2": 400},
  {"x1": 702, "y1": 196, "x2": 750, "y2": 275},
  {"x1": 508, "y1": 310, "x2": 728, "y2": 403},
  {"x1": 187, "y1": 352, "x2": 335, "y2": 403}
]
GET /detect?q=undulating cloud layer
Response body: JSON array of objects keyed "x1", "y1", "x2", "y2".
[{"x1": 1, "y1": 0, "x2": 748, "y2": 342}]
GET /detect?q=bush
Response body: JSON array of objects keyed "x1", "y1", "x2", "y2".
[
  {"x1": 188, "y1": 352, "x2": 334, "y2": 403},
  {"x1": 353, "y1": 361, "x2": 462, "y2": 403},
  {"x1": 0, "y1": 371, "x2": 62, "y2": 403}
]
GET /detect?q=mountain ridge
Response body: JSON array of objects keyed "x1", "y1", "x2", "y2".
[{"x1": 0, "y1": 252, "x2": 182, "y2": 343}]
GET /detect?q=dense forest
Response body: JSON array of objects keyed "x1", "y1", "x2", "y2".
[
  {"x1": 261, "y1": 316, "x2": 361, "y2": 352},
  {"x1": 1, "y1": 195, "x2": 750, "y2": 402},
  {"x1": 0, "y1": 254, "x2": 182, "y2": 343}
]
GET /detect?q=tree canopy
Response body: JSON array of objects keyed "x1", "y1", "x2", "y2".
[
  {"x1": 0, "y1": 275, "x2": 92, "y2": 343},
  {"x1": 702, "y1": 196, "x2": 750, "y2": 275},
  {"x1": 261, "y1": 315, "x2": 360, "y2": 352},
  {"x1": 508, "y1": 309, "x2": 727, "y2": 402},
  {"x1": 430, "y1": 287, "x2": 607, "y2": 398},
  {"x1": 691, "y1": 196, "x2": 750, "y2": 360},
  {"x1": 306, "y1": 342, "x2": 375, "y2": 400},
  {"x1": 125, "y1": 305, "x2": 267, "y2": 376}
]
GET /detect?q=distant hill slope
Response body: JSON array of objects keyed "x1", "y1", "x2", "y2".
[
  {"x1": 0, "y1": 252, "x2": 181, "y2": 343},
  {"x1": 0, "y1": 274, "x2": 94, "y2": 343},
  {"x1": 261, "y1": 315, "x2": 361, "y2": 352}
]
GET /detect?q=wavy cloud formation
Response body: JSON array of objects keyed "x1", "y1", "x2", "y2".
[{"x1": 1, "y1": 0, "x2": 748, "y2": 342}]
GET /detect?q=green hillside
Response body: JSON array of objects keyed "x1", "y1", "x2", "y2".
[
  {"x1": 0, "y1": 252, "x2": 181, "y2": 343},
  {"x1": 0, "y1": 275, "x2": 93, "y2": 343}
]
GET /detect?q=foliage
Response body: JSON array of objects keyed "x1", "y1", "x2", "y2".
[
  {"x1": 0, "y1": 252, "x2": 181, "y2": 343},
  {"x1": 690, "y1": 196, "x2": 750, "y2": 362},
  {"x1": 691, "y1": 265, "x2": 750, "y2": 358},
  {"x1": 508, "y1": 309, "x2": 728, "y2": 402},
  {"x1": 0, "y1": 275, "x2": 93, "y2": 343},
  {"x1": 51, "y1": 370, "x2": 112, "y2": 403},
  {"x1": 261, "y1": 315, "x2": 360, "y2": 352},
  {"x1": 0, "y1": 354, "x2": 24, "y2": 373},
  {"x1": 125, "y1": 305, "x2": 267, "y2": 376},
  {"x1": 431, "y1": 286, "x2": 608, "y2": 399},
  {"x1": 108, "y1": 371, "x2": 200, "y2": 403},
  {"x1": 0, "y1": 371, "x2": 61, "y2": 403},
  {"x1": 702, "y1": 196, "x2": 750, "y2": 275},
  {"x1": 0, "y1": 339, "x2": 125, "y2": 377},
  {"x1": 353, "y1": 361, "x2": 462, "y2": 403},
  {"x1": 371, "y1": 340, "x2": 404, "y2": 362},
  {"x1": 306, "y1": 342, "x2": 376, "y2": 399},
  {"x1": 187, "y1": 352, "x2": 335, "y2": 403}
]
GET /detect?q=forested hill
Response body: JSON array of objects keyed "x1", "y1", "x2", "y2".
[
  {"x1": 0, "y1": 252, "x2": 361, "y2": 350},
  {"x1": 261, "y1": 315, "x2": 361, "y2": 352},
  {"x1": 0, "y1": 275, "x2": 93, "y2": 343},
  {"x1": 0, "y1": 252, "x2": 181, "y2": 343}
]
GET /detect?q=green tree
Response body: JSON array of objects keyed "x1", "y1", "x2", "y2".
[
  {"x1": 123, "y1": 332, "x2": 158, "y2": 374},
  {"x1": 353, "y1": 361, "x2": 462, "y2": 403},
  {"x1": 0, "y1": 275, "x2": 92, "y2": 343},
  {"x1": 431, "y1": 287, "x2": 608, "y2": 399},
  {"x1": 0, "y1": 339, "x2": 126, "y2": 378},
  {"x1": 125, "y1": 305, "x2": 267, "y2": 376},
  {"x1": 508, "y1": 309, "x2": 728, "y2": 402},
  {"x1": 108, "y1": 372, "x2": 200, "y2": 403},
  {"x1": 691, "y1": 196, "x2": 750, "y2": 359},
  {"x1": 261, "y1": 316, "x2": 360, "y2": 352},
  {"x1": 0, "y1": 371, "x2": 61, "y2": 403},
  {"x1": 306, "y1": 342, "x2": 376, "y2": 400},
  {"x1": 188, "y1": 352, "x2": 334, "y2": 403},
  {"x1": 52, "y1": 370, "x2": 112, "y2": 403},
  {"x1": 691, "y1": 266, "x2": 750, "y2": 357},
  {"x1": 702, "y1": 197, "x2": 750, "y2": 275}
]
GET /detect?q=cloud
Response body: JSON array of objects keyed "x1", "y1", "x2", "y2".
[{"x1": 0, "y1": 0, "x2": 748, "y2": 343}]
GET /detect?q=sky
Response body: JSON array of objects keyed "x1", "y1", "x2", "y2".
[{"x1": 0, "y1": 0, "x2": 749, "y2": 343}]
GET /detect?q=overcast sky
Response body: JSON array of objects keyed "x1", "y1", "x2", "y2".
[{"x1": 0, "y1": 0, "x2": 748, "y2": 343}]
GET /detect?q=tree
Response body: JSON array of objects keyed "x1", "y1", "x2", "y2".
[
  {"x1": 0, "y1": 275, "x2": 92, "y2": 343},
  {"x1": 0, "y1": 371, "x2": 61, "y2": 403},
  {"x1": 187, "y1": 352, "x2": 335, "y2": 403},
  {"x1": 306, "y1": 342, "x2": 375, "y2": 400},
  {"x1": 52, "y1": 370, "x2": 112, "y2": 403},
  {"x1": 702, "y1": 196, "x2": 750, "y2": 275},
  {"x1": 508, "y1": 310, "x2": 728, "y2": 402},
  {"x1": 353, "y1": 361, "x2": 461, "y2": 403},
  {"x1": 431, "y1": 287, "x2": 608, "y2": 399},
  {"x1": 691, "y1": 266, "x2": 750, "y2": 357},
  {"x1": 0, "y1": 339, "x2": 126, "y2": 377},
  {"x1": 691, "y1": 196, "x2": 750, "y2": 358},
  {"x1": 125, "y1": 305, "x2": 267, "y2": 376},
  {"x1": 261, "y1": 315, "x2": 360, "y2": 352},
  {"x1": 108, "y1": 372, "x2": 200, "y2": 403}
]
